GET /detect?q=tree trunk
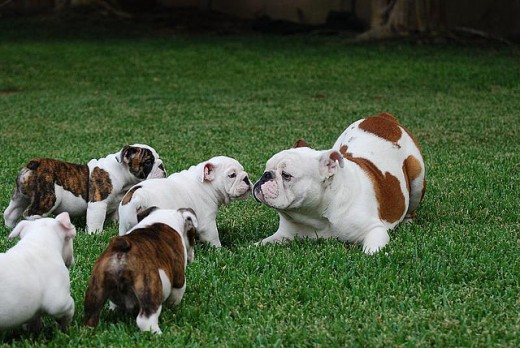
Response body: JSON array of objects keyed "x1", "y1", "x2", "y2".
[{"x1": 359, "y1": 0, "x2": 446, "y2": 40}]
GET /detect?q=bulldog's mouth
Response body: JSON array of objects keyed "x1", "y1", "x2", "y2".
[{"x1": 253, "y1": 186, "x2": 264, "y2": 203}]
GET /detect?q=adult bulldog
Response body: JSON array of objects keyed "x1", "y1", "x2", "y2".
[
  {"x1": 253, "y1": 113, "x2": 425, "y2": 254},
  {"x1": 3, "y1": 144, "x2": 166, "y2": 234},
  {"x1": 118, "y1": 156, "x2": 252, "y2": 247}
]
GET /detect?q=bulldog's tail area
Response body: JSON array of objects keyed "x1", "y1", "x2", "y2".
[
  {"x1": 118, "y1": 192, "x2": 141, "y2": 236},
  {"x1": 3, "y1": 167, "x2": 33, "y2": 228},
  {"x1": 111, "y1": 237, "x2": 132, "y2": 253}
]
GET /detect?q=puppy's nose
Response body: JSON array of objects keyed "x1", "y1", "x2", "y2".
[
  {"x1": 159, "y1": 163, "x2": 166, "y2": 175},
  {"x1": 243, "y1": 176, "x2": 251, "y2": 186}
]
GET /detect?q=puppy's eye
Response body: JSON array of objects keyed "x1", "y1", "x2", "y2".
[
  {"x1": 281, "y1": 171, "x2": 292, "y2": 181},
  {"x1": 228, "y1": 173, "x2": 236, "y2": 178}
]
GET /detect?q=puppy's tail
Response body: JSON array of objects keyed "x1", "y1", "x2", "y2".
[{"x1": 111, "y1": 237, "x2": 131, "y2": 253}]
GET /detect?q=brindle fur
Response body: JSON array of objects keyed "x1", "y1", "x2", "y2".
[
  {"x1": 84, "y1": 222, "x2": 193, "y2": 327},
  {"x1": 122, "y1": 147, "x2": 155, "y2": 179},
  {"x1": 16, "y1": 159, "x2": 89, "y2": 217}
]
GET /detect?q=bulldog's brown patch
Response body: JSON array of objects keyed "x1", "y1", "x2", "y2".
[
  {"x1": 18, "y1": 159, "x2": 89, "y2": 216},
  {"x1": 377, "y1": 112, "x2": 400, "y2": 123},
  {"x1": 359, "y1": 113, "x2": 402, "y2": 143},
  {"x1": 344, "y1": 153, "x2": 405, "y2": 224},
  {"x1": 83, "y1": 222, "x2": 186, "y2": 325},
  {"x1": 339, "y1": 145, "x2": 349, "y2": 156},
  {"x1": 121, "y1": 185, "x2": 141, "y2": 206},
  {"x1": 293, "y1": 139, "x2": 311, "y2": 148},
  {"x1": 89, "y1": 167, "x2": 113, "y2": 202},
  {"x1": 402, "y1": 155, "x2": 423, "y2": 192},
  {"x1": 122, "y1": 146, "x2": 155, "y2": 179}
]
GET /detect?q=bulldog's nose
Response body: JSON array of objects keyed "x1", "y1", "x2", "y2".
[
  {"x1": 261, "y1": 171, "x2": 273, "y2": 181},
  {"x1": 243, "y1": 176, "x2": 251, "y2": 186}
]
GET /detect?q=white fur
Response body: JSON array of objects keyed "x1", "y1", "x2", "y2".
[
  {"x1": 119, "y1": 156, "x2": 252, "y2": 247},
  {"x1": 0, "y1": 212, "x2": 76, "y2": 331},
  {"x1": 254, "y1": 117, "x2": 425, "y2": 254}
]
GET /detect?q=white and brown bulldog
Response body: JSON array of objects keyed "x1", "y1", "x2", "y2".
[
  {"x1": 83, "y1": 208, "x2": 197, "y2": 335},
  {"x1": 118, "y1": 156, "x2": 252, "y2": 247},
  {"x1": 0, "y1": 212, "x2": 76, "y2": 332},
  {"x1": 3, "y1": 144, "x2": 166, "y2": 234},
  {"x1": 253, "y1": 113, "x2": 426, "y2": 254}
]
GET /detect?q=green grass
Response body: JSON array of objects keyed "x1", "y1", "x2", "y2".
[{"x1": 0, "y1": 15, "x2": 519, "y2": 347}]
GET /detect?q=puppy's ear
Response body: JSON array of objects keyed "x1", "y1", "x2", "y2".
[
  {"x1": 200, "y1": 162, "x2": 216, "y2": 182},
  {"x1": 293, "y1": 139, "x2": 311, "y2": 148},
  {"x1": 179, "y1": 208, "x2": 198, "y2": 230},
  {"x1": 120, "y1": 145, "x2": 138, "y2": 164},
  {"x1": 319, "y1": 150, "x2": 344, "y2": 179},
  {"x1": 56, "y1": 212, "x2": 77, "y2": 239},
  {"x1": 137, "y1": 206, "x2": 159, "y2": 223},
  {"x1": 179, "y1": 208, "x2": 198, "y2": 247},
  {"x1": 8, "y1": 220, "x2": 30, "y2": 240}
]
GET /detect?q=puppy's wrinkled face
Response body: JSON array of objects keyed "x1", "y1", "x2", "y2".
[
  {"x1": 121, "y1": 144, "x2": 166, "y2": 180},
  {"x1": 253, "y1": 148, "x2": 327, "y2": 211},
  {"x1": 204, "y1": 157, "x2": 252, "y2": 201}
]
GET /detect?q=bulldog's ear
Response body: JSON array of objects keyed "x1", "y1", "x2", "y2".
[
  {"x1": 293, "y1": 139, "x2": 311, "y2": 148},
  {"x1": 8, "y1": 220, "x2": 30, "y2": 240},
  {"x1": 319, "y1": 150, "x2": 344, "y2": 179},
  {"x1": 137, "y1": 206, "x2": 159, "y2": 223},
  {"x1": 56, "y1": 212, "x2": 76, "y2": 239},
  {"x1": 179, "y1": 208, "x2": 198, "y2": 229},
  {"x1": 201, "y1": 162, "x2": 216, "y2": 182},
  {"x1": 179, "y1": 208, "x2": 198, "y2": 247},
  {"x1": 120, "y1": 145, "x2": 138, "y2": 164}
]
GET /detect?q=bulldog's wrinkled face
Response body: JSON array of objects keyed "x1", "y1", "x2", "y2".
[
  {"x1": 253, "y1": 148, "x2": 344, "y2": 211},
  {"x1": 121, "y1": 144, "x2": 166, "y2": 180},
  {"x1": 202, "y1": 156, "x2": 252, "y2": 202}
]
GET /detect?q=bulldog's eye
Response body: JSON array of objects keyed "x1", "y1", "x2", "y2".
[
  {"x1": 281, "y1": 171, "x2": 292, "y2": 181},
  {"x1": 228, "y1": 173, "x2": 236, "y2": 178}
]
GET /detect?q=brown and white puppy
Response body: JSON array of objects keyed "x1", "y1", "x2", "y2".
[
  {"x1": 0, "y1": 212, "x2": 76, "y2": 332},
  {"x1": 253, "y1": 113, "x2": 426, "y2": 254},
  {"x1": 3, "y1": 144, "x2": 166, "y2": 234},
  {"x1": 83, "y1": 208, "x2": 197, "y2": 335}
]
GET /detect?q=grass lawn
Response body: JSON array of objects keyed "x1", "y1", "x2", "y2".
[{"x1": 0, "y1": 14, "x2": 519, "y2": 347}]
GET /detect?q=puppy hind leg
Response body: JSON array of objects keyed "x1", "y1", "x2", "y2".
[
  {"x1": 134, "y1": 273, "x2": 163, "y2": 334},
  {"x1": 3, "y1": 195, "x2": 29, "y2": 228},
  {"x1": 405, "y1": 170, "x2": 425, "y2": 224},
  {"x1": 22, "y1": 315, "x2": 43, "y2": 333},
  {"x1": 118, "y1": 201, "x2": 139, "y2": 236},
  {"x1": 83, "y1": 276, "x2": 110, "y2": 328},
  {"x1": 362, "y1": 227, "x2": 390, "y2": 255},
  {"x1": 136, "y1": 305, "x2": 163, "y2": 335},
  {"x1": 4, "y1": 171, "x2": 32, "y2": 227},
  {"x1": 53, "y1": 295, "x2": 75, "y2": 331},
  {"x1": 167, "y1": 284, "x2": 186, "y2": 307}
]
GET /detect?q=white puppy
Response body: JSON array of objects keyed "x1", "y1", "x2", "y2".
[
  {"x1": 118, "y1": 156, "x2": 252, "y2": 247},
  {"x1": 0, "y1": 212, "x2": 76, "y2": 332},
  {"x1": 253, "y1": 113, "x2": 426, "y2": 254}
]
